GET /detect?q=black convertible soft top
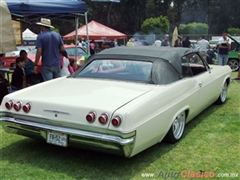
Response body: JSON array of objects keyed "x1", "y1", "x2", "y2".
[
  {"x1": 90, "y1": 46, "x2": 199, "y2": 75},
  {"x1": 78, "y1": 46, "x2": 201, "y2": 85}
]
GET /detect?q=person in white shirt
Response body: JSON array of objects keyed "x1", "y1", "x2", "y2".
[
  {"x1": 77, "y1": 38, "x2": 83, "y2": 47},
  {"x1": 154, "y1": 37, "x2": 162, "y2": 47},
  {"x1": 198, "y1": 35, "x2": 210, "y2": 60},
  {"x1": 60, "y1": 51, "x2": 70, "y2": 76}
]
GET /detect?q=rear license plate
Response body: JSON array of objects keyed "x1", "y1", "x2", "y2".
[{"x1": 47, "y1": 131, "x2": 68, "y2": 147}]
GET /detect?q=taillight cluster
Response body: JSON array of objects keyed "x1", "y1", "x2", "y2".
[
  {"x1": 86, "y1": 111, "x2": 122, "y2": 127},
  {"x1": 111, "y1": 116, "x2": 122, "y2": 127},
  {"x1": 5, "y1": 100, "x2": 31, "y2": 113},
  {"x1": 86, "y1": 111, "x2": 96, "y2": 123},
  {"x1": 98, "y1": 113, "x2": 108, "y2": 124}
]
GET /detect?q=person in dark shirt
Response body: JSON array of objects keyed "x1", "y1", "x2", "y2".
[
  {"x1": 161, "y1": 34, "x2": 171, "y2": 47},
  {"x1": 174, "y1": 37, "x2": 182, "y2": 47},
  {"x1": 11, "y1": 57, "x2": 26, "y2": 90},
  {"x1": 34, "y1": 18, "x2": 65, "y2": 81},
  {"x1": 217, "y1": 30, "x2": 231, "y2": 66},
  {"x1": 182, "y1": 36, "x2": 191, "y2": 48},
  {"x1": 0, "y1": 73, "x2": 9, "y2": 104},
  {"x1": 20, "y1": 50, "x2": 43, "y2": 85}
]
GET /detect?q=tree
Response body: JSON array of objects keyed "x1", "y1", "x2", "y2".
[
  {"x1": 23, "y1": 0, "x2": 240, "y2": 39},
  {"x1": 141, "y1": 15, "x2": 170, "y2": 35},
  {"x1": 228, "y1": 28, "x2": 240, "y2": 35},
  {"x1": 179, "y1": 22, "x2": 208, "y2": 39}
]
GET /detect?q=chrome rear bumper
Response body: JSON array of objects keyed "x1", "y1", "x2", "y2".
[{"x1": 0, "y1": 117, "x2": 135, "y2": 157}]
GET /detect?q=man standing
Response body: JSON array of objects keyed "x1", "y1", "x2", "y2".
[
  {"x1": 198, "y1": 35, "x2": 210, "y2": 60},
  {"x1": 161, "y1": 34, "x2": 170, "y2": 47},
  {"x1": 154, "y1": 37, "x2": 162, "y2": 47},
  {"x1": 182, "y1": 36, "x2": 191, "y2": 48},
  {"x1": 34, "y1": 18, "x2": 65, "y2": 81},
  {"x1": 126, "y1": 38, "x2": 134, "y2": 47},
  {"x1": 217, "y1": 30, "x2": 231, "y2": 66}
]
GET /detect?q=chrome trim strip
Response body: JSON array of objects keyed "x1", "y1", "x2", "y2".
[
  {"x1": 43, "y1": 109, "x2": 71, "y2": 115},
  {"x1": 0, "y1": 112, "x2": 135, "y2": 138},
  {"x1": 0, "y1": 117, "x2": 135, "y2": 145}
]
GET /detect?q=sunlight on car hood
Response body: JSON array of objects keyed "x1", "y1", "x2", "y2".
[{"x1": 5, "y1": 77, "x2": 154, "y2": 111}]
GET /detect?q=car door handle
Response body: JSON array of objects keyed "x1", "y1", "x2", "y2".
[{"x1": 198, "y1": 81, "x2": 203, "y2": 87}]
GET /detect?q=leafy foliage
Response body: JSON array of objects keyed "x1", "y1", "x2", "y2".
[
  {"x1": 23, "y1": 0, "x2": 240, "y2": 38},
  {"x1": 179, "y1": 22, "x2": 208, "y2": 37},
  {"x1": 228, "y1": 28, "x2": 240, "y2": 35},
  {"x1": 50, "y1": 27, "x2": 60, "y2": 34},
  {"x1": 141, "y1": 15, "x2": 170, "y2": 34}
]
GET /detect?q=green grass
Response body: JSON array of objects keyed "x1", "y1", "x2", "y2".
[{"x1": 1, "y1": 72, "x2": 240, "y2": 180}]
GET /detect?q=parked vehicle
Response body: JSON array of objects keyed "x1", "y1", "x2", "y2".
[
  {"x1": 1, "y1": 45, "x2": 89, "y2": 68},
  {"x1": 0, "y1": 46, "x2": 232, "y2": 158},
  {"x1": 4, "y1": 46, "x2": 33, "y2": 57},
  {"x1": 209, "y1": 40, "x2": 218, "y2": 49},
  {"x1": 227, "y1": 34, "x2": 240, "y2": 71},
  {"x1": 209, "y1": 35, "x2": 240, "y2": 71}
]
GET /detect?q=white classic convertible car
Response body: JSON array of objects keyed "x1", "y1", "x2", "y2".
[{"x1": 0, "y1": 47, "x2": 232, "y2": 158}]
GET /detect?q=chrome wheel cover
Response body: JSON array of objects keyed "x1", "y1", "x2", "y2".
[
  {"x1": 172, "y1": 112, "x2": 185, "y2": 140},
  {"x1": 220, "y1": 82, "x2": 228, "y2": 102},
  {"x1": 228, "y1": 59, "x2": 239, "y2": 71}
]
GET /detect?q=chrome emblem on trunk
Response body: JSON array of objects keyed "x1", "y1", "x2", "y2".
[{"x1": 44, "y1": 109, "x2": 71, "y2": 115}]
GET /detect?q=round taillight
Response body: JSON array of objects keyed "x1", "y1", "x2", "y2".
[
  {"x1": 13, "y1": 101, "x2": 22, "y2": 111},
  {"x1": 23, "y1": 103, "x2": 31, "y2": 113},
  {"x1": 111, "y1": 116, "x2": 122, "y2": 127},
  {"x1": 98, "y1": 113, "x2": 108, "y2": 125},
  {"x1": 5, "y1": 100, "x2": 14, "y2": 109},
  {"x1": 86, "y1": 111, "x2": 96, "y2": 123}
]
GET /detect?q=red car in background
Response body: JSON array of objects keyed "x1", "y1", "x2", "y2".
[{"x1": 1, "y1": 45, "x2": 89, "y2": 69}]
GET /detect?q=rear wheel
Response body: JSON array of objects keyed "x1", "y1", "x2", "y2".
[
  {"x1": 228, "y1": 59, "x2": 239, "y2": 71},
  {"x1": 215, "y1": 81, "x2": 228, "y2": 105},
  {"x1": 165, "y1": 111, "x2": 186, "y2": 143}
]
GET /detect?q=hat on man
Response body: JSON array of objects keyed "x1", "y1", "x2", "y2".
[
  {"x1": 164, "y1": 34, "x2": 169, "y2": 38},
  {"x1": 129, "y1": 38, "x2": 134, "y2": 42},
  {"x1": 36, "y1": 18, "x2": 54, "y2": 28}
]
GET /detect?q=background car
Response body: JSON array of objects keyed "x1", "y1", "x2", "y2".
[
  {"x1": 190, "y1": 39, "x2": 199, "y2": 49},
  {"x1": 1, "y1": 45, "x2": 89, "y2": 69},
  {"x1": 2, "y1": 46, "x2": 33, "y2": 68},
  {"x1": 4, "y1": 46, "x2": 33, "y2": 57},
  {"x1": 209, "y1": 35, "x2": 240, "y2": 71},
  {"x1": 209, "y1": 40, "x2": 218, "y2": 49},
  {"x1": 226, "y1": 34, "x2": 240, "y2": 71},
  {"x1": 0, "y1": 47, "x2": 232, "y2": 158}
]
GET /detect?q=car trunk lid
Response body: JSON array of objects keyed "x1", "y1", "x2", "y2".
[{"x1": 4, "y1": 77, "x2": 153, "y2": 128}]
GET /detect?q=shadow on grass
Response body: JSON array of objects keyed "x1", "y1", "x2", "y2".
[
  {"x1": 1, "y1": 138, "x2": 176, "y2": 179},
  {"x1": 0, "y1": 100, "x2": 230, "y2": 180}
]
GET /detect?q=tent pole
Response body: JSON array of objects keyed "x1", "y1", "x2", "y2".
[
  {"x1": 75, "y1": 16, "x2": 79, "y2": 46},
  {"x1": 74, "y1": 15, "x2": 79, "y2": 69},
  {"x1": 85, "y1": 12, "x2": 90, "y2": 56}
]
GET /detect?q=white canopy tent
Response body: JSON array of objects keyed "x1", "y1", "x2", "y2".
[{"x1": 22, "y1": 28, "x2": 37, "y2": 41}]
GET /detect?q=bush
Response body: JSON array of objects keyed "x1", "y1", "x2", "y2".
[
  {"x1": 228, "y1": 28, "x2": 240, "y2": 35},
  {"x1": 141, "y1": 15, "x2": 170, "y2": 35},
  {"x1": 179, "y1": 22, "x2": 208, "y2": 36}
]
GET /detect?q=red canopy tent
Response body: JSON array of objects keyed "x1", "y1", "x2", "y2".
[{"x1": 63, "y1": 20, "x2": 127, "y2": 40}]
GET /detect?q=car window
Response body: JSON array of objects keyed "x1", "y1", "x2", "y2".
[
  {"x1": 16, "y1": 46, "x2": 30, "y2": 52},
  {"x1": 28, "y1": 49, "x2": 37, "y2": 54},
  {"x1": 182, "y1": 53, "x2": 207, "y2": 76},
  {"x1": 66, "y1": 47, "x2": 86, "y2": 56},
  {"x1": 76, "y1": 59, "x2": 152, "y2": 82},
  {"x1": 181, "y1": 57, "x2": 193, "y2": 77},
  {"x1": 231, "y1": 42, "x2": 240, "y2": 51}
]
